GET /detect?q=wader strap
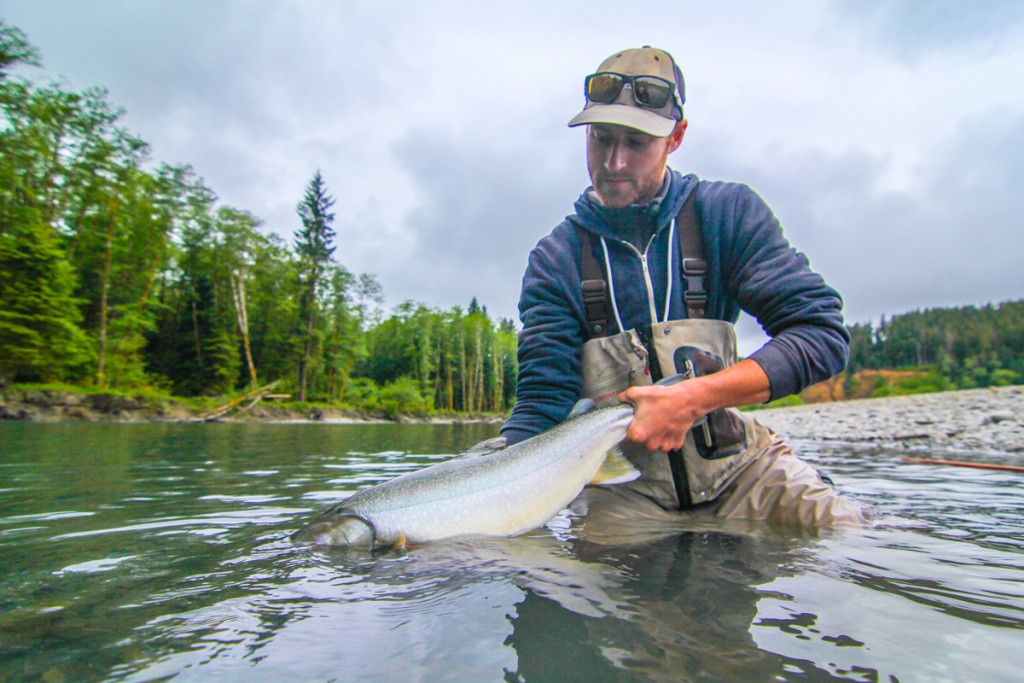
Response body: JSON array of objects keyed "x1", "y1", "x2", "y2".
[
  {"x1": 676, "y1": 190, "x2": 708, "y2": 320},
  {"x1": 577, "y1": 228, "x2": 609, "y2": 339},
  {"x1": 672, "y1": 189, "x2": 704, "y2": 509}
]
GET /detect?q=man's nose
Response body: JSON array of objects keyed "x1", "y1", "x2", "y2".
[{"x1": 605, "y1": 142, "x2": 628, "y2": 172}]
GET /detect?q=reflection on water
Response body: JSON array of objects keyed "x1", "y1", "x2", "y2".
[{"x1": 1, "y1": 423, "x2": 1022, "y2": 682}]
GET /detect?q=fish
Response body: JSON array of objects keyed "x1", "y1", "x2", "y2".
[{"x1": 291, "y1": 400, "x2": 638, "y2": 548}]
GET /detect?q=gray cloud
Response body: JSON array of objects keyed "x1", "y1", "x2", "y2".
[
  {"x1": 382, "y1": 125, "x2": 586, "y2": 320},
  {"x1": 831, "y1": 0, "x2": 1024, "y2": 61},
  {"x1": 699, "y1": 106, "x2": 1024, "y2": 329}
]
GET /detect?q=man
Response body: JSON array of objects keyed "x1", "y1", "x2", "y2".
[{"x1": 500, "y1": 46, "x2": 866, "y2": 527}]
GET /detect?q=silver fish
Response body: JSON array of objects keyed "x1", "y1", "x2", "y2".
[{"x1": 291, "y1": 400, "x2": 637, "y2": 547}]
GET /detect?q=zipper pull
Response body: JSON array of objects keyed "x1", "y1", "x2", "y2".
[{"x1": 635, "y1": 326, "x2": 663, "y2": 382}]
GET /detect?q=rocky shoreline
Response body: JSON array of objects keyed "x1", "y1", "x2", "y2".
[
  {"x1": 3, "y1": 386, "x2": 1022, "y2": 458},
  {"x1": 754, "y1": 385, "x2": 1024, "y2": 458}
]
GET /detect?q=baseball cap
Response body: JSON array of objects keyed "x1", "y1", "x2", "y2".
[{"x1": 568, "y1": 46, "x2": 685, "y2": 137}]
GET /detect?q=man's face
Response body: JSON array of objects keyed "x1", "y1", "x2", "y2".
[{"x1": 586, "y1": 122, "x2": 686, "y2": 208}]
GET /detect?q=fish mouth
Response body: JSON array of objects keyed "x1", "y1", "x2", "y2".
[{"x1": 292, "y1": 511, "x2": 376, "y2": 547}]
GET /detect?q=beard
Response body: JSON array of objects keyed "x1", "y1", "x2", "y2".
[{"x1": 593, "y1": 166, "x2": 666, "y2": 208}]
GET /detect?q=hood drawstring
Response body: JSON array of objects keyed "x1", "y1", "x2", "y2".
[{"x1": 599, "y1": 217, "x2": 678, "y2": 331}]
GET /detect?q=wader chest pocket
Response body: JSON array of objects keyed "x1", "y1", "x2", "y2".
[{"x1": 673, "y1": 346, "x2": 747, "y2": 460}]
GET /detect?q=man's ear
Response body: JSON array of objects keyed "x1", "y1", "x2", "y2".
[{"x1": 667, "y1": 119, "x2": 688, "y2": 153}]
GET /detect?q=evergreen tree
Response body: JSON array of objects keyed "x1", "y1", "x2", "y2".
[
  {"x1": 294, "y1": 170, "x2": 336, "y2": 401},
  {"x1": 0, "y1": 219, "x2": 90, "y2": 384}
]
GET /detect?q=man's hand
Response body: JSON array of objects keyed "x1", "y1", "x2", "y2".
[
  {"x1": 619, "y1": 381, "x2": 703, "y2": 452},
  {"x1": 618, "y1": 359, "x2": 773, "y2": 452}
]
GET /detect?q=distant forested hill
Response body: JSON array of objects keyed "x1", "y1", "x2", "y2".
[{"x1": 792, "y1": 300, "x2": 1024, "y2": 404}]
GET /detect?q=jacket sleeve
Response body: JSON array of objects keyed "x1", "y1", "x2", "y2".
[
  {"x1": 713, "y1": 184, "x2": 850, "y2": 400},
  {"x1": 501, "y1": 227, "x2": 587, "y2": 445}
]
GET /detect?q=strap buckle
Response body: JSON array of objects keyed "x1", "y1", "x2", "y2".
[
  {"x1": 581, "y1": 279, "x2": 606, "y2": 301},
  {"x1": 681, "y1": 257, "x2": 707, "y2": 317},
  {"x1": 681, "y1": 257, "x2": 707, "y2": 290},
  {"x1": 581, "y1": 279, "x2": 609, "y2": 337}
]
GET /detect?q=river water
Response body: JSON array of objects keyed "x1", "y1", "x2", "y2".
[{"x1": 0, "y1": 422, "x2": 1021, "y2": 682}]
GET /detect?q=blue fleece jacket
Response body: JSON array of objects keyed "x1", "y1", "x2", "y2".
[{"x1": 500, "y1": 169, "x2": 850, "y2": 445}]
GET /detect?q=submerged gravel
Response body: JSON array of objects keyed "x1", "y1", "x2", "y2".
[{"x1": 754, "y1": 386, "x2": 1024, "y2": 459}]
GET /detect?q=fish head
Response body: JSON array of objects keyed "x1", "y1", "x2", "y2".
[{"x1": 292, "y1": 512, "x2": 376, "y2": 547}]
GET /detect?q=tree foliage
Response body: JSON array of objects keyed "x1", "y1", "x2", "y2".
[
  {"x1": 358, "y1": 302, "x2": 517, "y2": 414},
  {"x1": 0, "y1": 25, "x2": 518, "y2": 414}
]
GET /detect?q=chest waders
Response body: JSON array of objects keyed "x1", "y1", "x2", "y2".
[{"x1": 576, "y1": 192, "x2": 775, "y2": 510}]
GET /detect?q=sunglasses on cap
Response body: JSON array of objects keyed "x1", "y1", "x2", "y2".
[{"x1": 584, "y1": 72, "x2": 677, "y2": 110}]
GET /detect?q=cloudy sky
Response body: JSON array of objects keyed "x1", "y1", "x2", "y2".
[{"x1": 5, "y1": 0, "x2": 1023, "y2": 354}]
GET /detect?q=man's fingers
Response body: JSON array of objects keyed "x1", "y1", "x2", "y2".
[
  {"x1": 625, "y1": 421, "x2": 646, "y2": 445},
  {"x1": 618, "y1": 388, "x2": 640, "y2": 406},
  {"x1": 627, "y1": 424, "x2": 685, "y2": 453}
]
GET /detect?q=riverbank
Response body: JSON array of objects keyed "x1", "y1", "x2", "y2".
[
  {"x1": 0, "y1": 388, "x2": 504, "y2": 425},
  {"x1": 754, "y1": 385, "x2": 1024, "y2": 458}
]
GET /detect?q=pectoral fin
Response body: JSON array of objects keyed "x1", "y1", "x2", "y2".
[{"x1": 590, "y1": 446, "x2": 641, "y2": 485}]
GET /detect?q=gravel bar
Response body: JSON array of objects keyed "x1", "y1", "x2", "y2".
[{"x1": 753, "y1": 386, "x2": 1024, "y2": 459}]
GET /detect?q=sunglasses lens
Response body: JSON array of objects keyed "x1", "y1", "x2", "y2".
[
  {"x1": 586, "y1": 73, "x2": 675, "y2": 110},
  {"x1": 587, "y1": 73, "x2": 625, "y2": 103},
  {"x1": 633, "y1": 77, "x2": 673, "y2": 108}
]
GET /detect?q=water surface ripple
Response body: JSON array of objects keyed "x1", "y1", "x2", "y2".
[{"x1": 0, "y1": 423, "x2": 1021, "y2": 682}]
